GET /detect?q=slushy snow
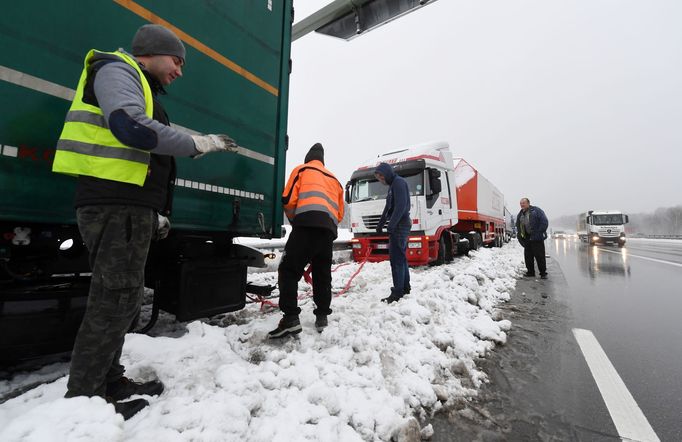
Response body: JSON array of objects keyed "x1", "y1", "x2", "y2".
[{"x1": 0, "y1": 242, "x2": 524, "y2": 441}]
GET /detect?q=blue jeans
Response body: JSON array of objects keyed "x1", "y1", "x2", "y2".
[{"x1": 388, "y1": 220, "x2": 411, "y2": 296}]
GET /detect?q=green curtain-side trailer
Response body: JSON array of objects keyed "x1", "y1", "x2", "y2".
[{"x1": 0, "y1": 0, "x2": 292, "y2": 362}]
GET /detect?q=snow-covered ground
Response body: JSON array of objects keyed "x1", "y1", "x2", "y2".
[{"x1": 0, "y1": 243, "x2": 524, "y2": 442}]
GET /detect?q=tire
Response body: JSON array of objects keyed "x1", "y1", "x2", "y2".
[
  {"x1": 433, "y1": 235, "x2": 446, "y2": 266},
  {"x1": 445, "y1": 234, "x2": 455, "y2": 262},
  {"x1": 466, "y1": 232, "x2": 480, "y2": 251}
]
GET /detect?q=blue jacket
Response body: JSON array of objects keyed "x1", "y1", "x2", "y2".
[
  {"x1": 515, "y1": 205, "x2": 548, "y2": 242},
  {"x1": 376, "y1": 163, "x2": 411, "y2": 232}
]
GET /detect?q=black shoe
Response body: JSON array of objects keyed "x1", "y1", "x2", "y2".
[
  {"x1": 315, "y1": 315, "x2": 328, "y2": 333},
  {"x1": 404, "y1": 286, "x2": 411, "y2": 295},
  {"x1": 381, "y1": 294, "x2": 402, "y2": 304},
  {"x1": 540, "y1": 273, "x2": 548, "y2": 279},
  {"x1": 106, "y1": 377, "x2": 164, "y2": 401},
  {"x1": 524, "y1": 272, "x2": 536, "y2": 277},
  {"x1": 112, "y1": 398, "x2": 149, "y2": 420},
  {"x1": 268, "y1": 316, "x2": 302, "y2": 339}
]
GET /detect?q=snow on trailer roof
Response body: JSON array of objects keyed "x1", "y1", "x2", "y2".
[{"x1": 355, "y1": 140, "x2": 451, "y2": 170}]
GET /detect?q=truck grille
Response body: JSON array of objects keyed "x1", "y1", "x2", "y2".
[{"x1": 362, "y1": 215, "x2": 382, "y2": 229}]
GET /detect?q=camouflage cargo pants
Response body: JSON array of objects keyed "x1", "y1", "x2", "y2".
[{"x1": 65, "y1": 205, "x2": 155, "y2": 398}]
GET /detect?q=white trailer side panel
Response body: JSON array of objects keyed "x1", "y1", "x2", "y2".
[{"x1": 476, "y1": 172, "x2": 505, "y2": 219}]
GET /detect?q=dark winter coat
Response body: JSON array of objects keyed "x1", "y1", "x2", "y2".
[
  {"x1": 376, "y1": 163, "x2": 411, "y2": 232},
  {"x1": 515, "y1": 205, "x2": 548, "y2": 244}
]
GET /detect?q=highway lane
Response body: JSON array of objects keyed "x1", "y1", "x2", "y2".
[
  {"x1": 550, "y1": 237, "x2": 682, "y2": 441},
  {"x1": 431, "y1": 238, "x2": 681, "y2": 441}
]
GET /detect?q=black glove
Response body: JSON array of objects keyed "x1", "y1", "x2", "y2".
[{"x1": 376, "y1": 225, "x2": 383, "y2": 234}]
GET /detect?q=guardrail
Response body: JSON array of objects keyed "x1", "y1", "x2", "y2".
[
  {"x1": 629, "y1": 234, "x2": 682, "y2": 240},
  {"x1": 237, "y1": 239, "x2": 353, "y2": 252}
]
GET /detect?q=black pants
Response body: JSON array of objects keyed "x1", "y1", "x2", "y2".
[
  {"x1": 278, "y1": 226, "x2": 335, "y2": 318},
  {"x1": 66, "y1": 205, "x2": 154, "y2": 398},
  {"x1": 524, "y1": 240, "x2": 547, "y2": 275}
]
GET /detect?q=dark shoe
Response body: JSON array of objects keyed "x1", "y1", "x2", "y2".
[
  {"x1": 381, "y1": 294, "x2": 402, "y2": 304},
  {"x1": 268, "y1": 316, "x2": 302, "y2": 339},
  {"x1": 112, "y1": 398, "x2": 149, "y2": 420},
  {"x1": 524, "y1": 272, "x2": 536, "y2": 277},
  {"x1": 540, "y1": 273, "x2": 548, "y2": 279},
  {"x1": 404, "y1": 286, "x2": 411, "y2": 295},
  {"x1": 106, "y1": 377, "x2": 164, "y2": 401},
  {"x1": 315, "y1": 315, "x2": 328, "y2": 333}
]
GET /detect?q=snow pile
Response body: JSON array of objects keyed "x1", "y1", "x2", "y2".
[{"x1": 0, "y1": 244, "x2": 524, "y2": 441}]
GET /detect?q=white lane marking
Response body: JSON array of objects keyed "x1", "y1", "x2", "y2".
[
  {"x1": 598, "y1": 247, "x2": 682, "y2": 268},
  {"x1": 572, "y1": 328, "x2": 660, "y2": 442}
]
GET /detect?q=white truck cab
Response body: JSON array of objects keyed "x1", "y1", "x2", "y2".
[
  {"x1": 345, "y1": 141, "x2": 460, "y2": 265},
  {"x1": 578, "y1": 210, "x2": 629, "y2": 247}
]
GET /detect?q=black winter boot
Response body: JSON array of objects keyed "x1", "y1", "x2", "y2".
[
  {"x1": 111, "y1": 397, "x2": 149, "y2": 420},
  {"x1": 268, "y1": 316, "x2": 302, "y2": 339},
  {"x1": 381, "y1": 294, "x2": 402, "y2": 304},
  {"x1": 106, "y1": 377, "x2": 164, "y2": 401},
  {"x1": 314, "y1": 315, "x2": 328, "y2": 333}
]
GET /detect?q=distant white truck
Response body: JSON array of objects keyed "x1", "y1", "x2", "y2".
[{"x1": 577, "y1": 210, "x2": 629, "y2": 247}]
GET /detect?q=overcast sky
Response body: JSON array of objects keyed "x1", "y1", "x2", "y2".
[{"x1": 286, "y1": 0, "x2": 682, "y2": 218}]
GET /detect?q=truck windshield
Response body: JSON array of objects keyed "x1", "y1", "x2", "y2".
[
  {"x1": 592, "y1": 214, "x2": 623, "y2": 225},
  {"x1": 351, "y1": 172, "x2": 424, "y2": 202}
]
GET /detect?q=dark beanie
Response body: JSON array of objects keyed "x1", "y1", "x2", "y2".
[
  {"x1": 132, "y1": 24, "x2": 186, "y2": 62},
  {"x1": 304, "y1": 143, "x2": 324, "y2": 164}
]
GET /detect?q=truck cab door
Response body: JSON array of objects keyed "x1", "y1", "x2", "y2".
[{"x1": 424, "y1": 168, "x2": 449, "y2": 233}]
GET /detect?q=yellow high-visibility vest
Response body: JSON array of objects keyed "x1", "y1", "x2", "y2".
[{"x1": 52, "y1": 49, "x2": 154, "y2": 186}]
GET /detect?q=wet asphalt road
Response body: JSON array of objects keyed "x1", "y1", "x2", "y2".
[
  {"x1": 431, "y1": 238, "x2": 682, "y2": 441},
  {"x1": 551, "y1": 238, "x2": 682, "y2": 441}
]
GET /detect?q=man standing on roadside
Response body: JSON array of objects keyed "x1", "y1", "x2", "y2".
[
  {"x1": 52, "y1": 24, "x2": 237, "y2": 419},
  {"x1": 375, "y1": 162, "x2": 411, "y2": 303},
  {"x1": 269, "y1": 143, "x2": 344, "y2": 338},
  {"x1": 516, "y1": 198, "x2": 549, "y2": 279}
]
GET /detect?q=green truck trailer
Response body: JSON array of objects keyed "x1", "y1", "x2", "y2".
[{"x1": 0, "y1": 1, "x2": 293, "y2": 362}]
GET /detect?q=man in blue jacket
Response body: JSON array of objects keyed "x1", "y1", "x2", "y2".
[
  {"x1": 515, "y1": 198, "x2": 549, "y2": 279},
  {"x1": 374, "y1": 163, "x2": 411, "y2": 303}
]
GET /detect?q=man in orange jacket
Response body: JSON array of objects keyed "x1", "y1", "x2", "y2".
[{"x1": 269, "y1": 143, "x2": 345, "y2": 338}]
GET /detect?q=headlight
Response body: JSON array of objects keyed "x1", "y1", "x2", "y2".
[
  {"x1": 352, "y1": 243, "x2": 362, "y2": 249},
  {"x1": 408, "y1": 242, "x2": 422, "y2": 249}
]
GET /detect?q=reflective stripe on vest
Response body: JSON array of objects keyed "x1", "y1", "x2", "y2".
[
  {"x1": 52, "y1": 49, "x2": 154, "y2": 186},
  {"x1": 282, "y1": 161, "x2": 344, "y2": 224}
]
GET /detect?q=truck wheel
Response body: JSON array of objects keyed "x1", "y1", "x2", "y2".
[
  {"x1": 466, "y1": 233, "x2": 479, "y2": 251},
  {"x1": 433, "y1": 236, "x2": 446, "y2": 266},
  {"x1": 445, "y1": 235, "x2": 455, "y2": 262}
]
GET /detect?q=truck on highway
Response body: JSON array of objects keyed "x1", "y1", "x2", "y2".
[
  {"x1": 1, "y1": 1, "x2": 293, "y2": 362},
  {"x1": 577, "y1": 210, "x2": 629, "y2": 246},
  {"x1": 345, "y1": 141, "x2": 506, "y2": 266}
]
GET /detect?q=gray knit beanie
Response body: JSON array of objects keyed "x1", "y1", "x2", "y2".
[{"x1": 132, "y1": 24, "x2": 186, "y2": 62}]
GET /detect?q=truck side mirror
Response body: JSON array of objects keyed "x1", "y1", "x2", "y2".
[
  {"x1": 428, "y1": 169, "x2": 442, "y2": 195},
  {"x1": 345, "y1": 181, "x2": 352, "y2": 204},
  {"x1": 624, "y1": 215, "x2": 629, "y2": 224},
  {"x1": 586, "y1": 217, "x2": 590, "y2": 224}
]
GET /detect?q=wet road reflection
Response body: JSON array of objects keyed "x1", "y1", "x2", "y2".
[{"x1": 548, "y1": 237, "x2": 682, "y2": 440}]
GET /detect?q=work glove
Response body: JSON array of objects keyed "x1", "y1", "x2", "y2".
[
  {"x1": 376, "y1": 225, "x2": 383, "y2": 234},
  {"x1": 155, "y1": 214, "x2": 171, "y2": 240},
  {"x1": 191, "y1": 134, "x2": 238, "y2": 158}
]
